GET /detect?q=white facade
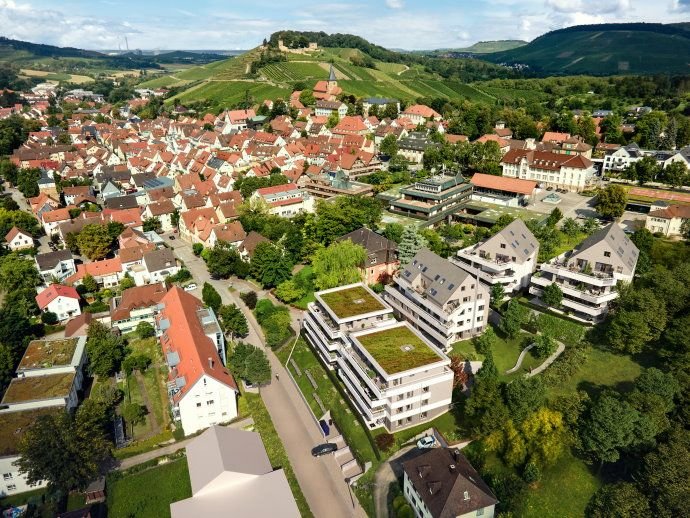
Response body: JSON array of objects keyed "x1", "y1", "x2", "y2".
[
  {"x1": 176, "y1": 374, "x2": 239, "y2": 436},
  {"x1": 0, "y1": 454, "x2": 47, "y2": 497},
  {"x1": 501, "y1": 156, "x2": 595, "y2": 192},
  {"x1": 36, "y1": 255, "x2": 76, "y2": 284},
  {"x1": 7, "y1": 231, "x2": 34, "y2": 251},
  {"x1": 44, "y1": 294, "x2": 81, "y2": 321}
]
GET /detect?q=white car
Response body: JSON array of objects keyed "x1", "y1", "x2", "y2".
[
  {"x1": 183, "y1": 283, "x2": 197, "y2": 292},
  {"x1": 417, "y1": 436, "x2": 436, "y2": 449}
]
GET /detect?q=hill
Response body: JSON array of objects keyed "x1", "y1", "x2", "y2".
[
  {"x1": 483, "y1": 23, "x2": 690, "y2": 75},
  {"x1": 429, "y1": 40, "x2": 528, "y2": 55}
]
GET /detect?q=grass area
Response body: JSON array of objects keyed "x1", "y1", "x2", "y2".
[
  {"x1": 171, "y1": 80, "x2": 290, "y2": 108},
  {"x1": 547, "y1": 231, "x2": 589, "y2": 260},
  {"x1": 243, "y1": 392, "x2": 314, "y2": 517},
  {"x1": 376, "y1": 409, "x2": 464, "y2": 447},
  {"x1": 355, "y1": 325, "x2": 443, "y2": 374},
  {"x1": 318, "y1": 285, "x2": 385, "y2": 319},
  {"x1": 107, "y1": 458, "x2": 192, "y2": 518}
]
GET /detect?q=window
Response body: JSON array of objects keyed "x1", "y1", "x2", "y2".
[
  {"x1": 500, "y1": 243, "x2": 506, "y2": 249},
  {"x1": 207, "y1": 400, "x2": 214, "y2": 405},
  {"x1": 420, "y1": 412, "x2": 427, "y2": 418},
  {"x1": 422, "y1": 386, "x2": 429, "y2": 392},
  {"x1": 477, "y1": 508, "x2": 484, "y2": 516},
  {"x1": 7, "y1": 484, "x2": 16, "y2": 491},
  {"x1": 604, "y1": 251, "x2": 611, "y2": 257},
  {"x1": 2, "y1": 473, "x2": 12, "y2": 481},
  {"x1": 196, "y1": 402, "x2": 202, "y2": 408}
]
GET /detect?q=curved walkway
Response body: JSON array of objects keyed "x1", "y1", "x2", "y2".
[
  {"x1": 505, "y1": 343, "x2": 535, "y2": 374},
  {"x1": 528, "y1": 342, "x2": 565, "y2": 377}
]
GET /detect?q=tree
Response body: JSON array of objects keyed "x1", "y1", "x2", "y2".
[
  {"x1": 586, "y1": 483, "x2": 651, "y2": 518},
  {"x1": 660, "y1": 161, "x2": 687, "y2": 188},
  {"x1": 382, "y1": 222, "x2": 404, "y2": 244},
  {"x1": 202, "y1": 282, "x2": 222, "y2": 313},
  {"x1": 240, "y1": 291, "x2": 257, "y2": 310},
  {"x1": 380, "y1": 134, "x2": 398, "y2": 158},
  {"x1": 251, "y1": 242, "x2": 293, "y2": 288},
  {"x1": 504, "y1": 377, "x2": 546, "y2": 423},
  {"x1": 397, "y1": 226, "x2": 428, "y2": 266},
  {"x1": 311, "y1": 240, "x2": 366, "y2": 290},
  {"x1": 546, "y1": 207, "x2": 563, "y2": 227},
  {"x1": 86, "y1": 321, "x2": 126, "y2": 377},
  {"x1": 500, "y1": 300, "x2": 527, "y2": 339},
  {"x1": 136, "y1": 321, "x2": 155, "y2": 339},
  {"x1": 206, "y1": 241, "x2": 249, "y2": 279},
  {"x1": 382, "y1": 102, "x2": 398, "y2": 119},
  {"x1": 192, "y1": 243, "x2": 203, "y2": 256},
  {"x1": 625, "y1": 155, "x2": 660, "y2": 185},
  {"x1": 142, "y1": 217, "x2": 162, "y2": 233},
  {"x1": 41, "y1": 311, "x2": 58, "y2": 325},
  {"x1": 449, "y1": 355, "x2": 469, "y2": 388},
  {"x1": 82, "y1": 274, "x2": 98, "y2": 294},
  {"x1": 218, "y1": 304, "x2": 249, "y2": 338},
  {"x1": 16, "y1": 167, "x2": 40, "y2": 198},
  {"x1": 0, "y1": 343, "x2": 14, "y2": 394},
  {"x1": 0, "y1": 253, "x2": 40, "y2": 293},
  {"x1": 244, "y1": 347, "x2": 271, "y2": 386},
  {"x1": 604, "y1": 288, "x2": 667, "y2": 354},
  {"x1": 121, "y1": 402, "x2": 147, "y2": 428},
  {"x1": 533, "y1": 333, "x2": 556, "y2": 359},
  {"x1": 119, "y1": 275, "x2": 135, "y2": 290},
  {"x1": 310, "y1": 196, "x2": 382, "y2": 246},
  {"x1": 122, "y1": 353, "x2": 151, "y2": 376},
  {"x1": 77, "y1": 224, "x2": 113, "y2": 260},
  {"x1": 541, "y1": 282, "x2": 563, "y2": 308},
  {"x1": 275, "y1": 279, "x2": 306, "y2": 303},
  {"x1": 490, "y1": 284, "x2": 505, "y2": 308},
  {"x1": 580, "y1": 393, "x2": 639, "y2": 464},
  {"x1": 520, "y1": 407, "x2": 567, "y2": 466},
  {"x1": 299, "y1": 89, "x2": 315, "y2": 106},
  {"x1": 0, "y1": 207, "x2": 40, "y2": 238},
  {"x1": 596, "y1": 185, "x2": 627, "y2": 219}
]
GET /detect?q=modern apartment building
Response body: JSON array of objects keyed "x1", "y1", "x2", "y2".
[
  {"x1": 385, "y1": 249, "x2": 489, "y2": 350},
  {"x1": 529, "y1": 223, "x2": 639, "y2": 322},
  {"x1": 453, "y1": 219, "x2": 539, "y2": 294},
  {"x1": 303, "y1": 283, "x2": 453, "y2": 432}
]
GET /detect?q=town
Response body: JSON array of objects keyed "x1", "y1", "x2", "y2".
[{"x1": 0, "y1": 15, "x2": 689, "y2": 518}]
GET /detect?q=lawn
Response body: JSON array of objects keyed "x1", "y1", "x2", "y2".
[
  {"x1": 243, "y1": 392, "x2": 314, "y2": 518},
  {"x1": 355, "y1": 325, "x2": 443, "y2": 374},
  {"x1": 106, "y1": 458, "x2": 192, "y2": 518},
  {"x1": 318, "y1": 285, "x2": 385, "y2": 319}
]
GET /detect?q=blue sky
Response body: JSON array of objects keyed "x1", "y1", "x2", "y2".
[{"x1": 0, "y1": 0, "x2": 688, "y2": 50}]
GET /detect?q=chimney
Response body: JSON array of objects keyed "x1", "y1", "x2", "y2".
[
  {"x1": 208, "y1": 357, "x2": 214, "y2": 369},
  {"x1": 449, "y1": 464, "x2": 456, "y2": 473},
  {"x1": 453, "y1": 449, "x2": 461, "y2": 462}
]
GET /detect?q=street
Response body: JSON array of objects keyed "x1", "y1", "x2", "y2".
[{"x1": 166, "y1": 237, "x2": 365, "y2": 518}]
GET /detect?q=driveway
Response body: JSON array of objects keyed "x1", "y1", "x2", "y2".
[{"x1": 168, "y1": 236, "x2": 365, "y2": 518}]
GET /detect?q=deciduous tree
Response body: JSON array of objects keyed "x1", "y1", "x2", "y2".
[
  {"x1": 596, "y1": 185, "x2": 627, "y2": 219},
  {"x1": 311, "y1": 240, "x2": 366, "y2": 290}
]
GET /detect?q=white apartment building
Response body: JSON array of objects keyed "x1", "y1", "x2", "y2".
[
  {"x1": 385, "y1": 249, "x2": 490, "y2": 350},
  {"x1": 314, "y1": 100, "x2": 348, "y2": 118},
  {"x1": 602, "y1": 142, "x2": 646, "y2": 174},
  {"x1": 453, "y1": 219, "x2": 539, "y2": 294},
  {"x1": 250, "y1": 183, "x2": 315, "y2": 218},
  {"x1": 501, "y1": 149, "x2": 596, "y2": 192},
  {"x1": 530, "y1": 223, "x2": 639, "y2": 322},
  {"x1": 303, "y1": 283, "x2": 453, "y2": 432},
  {"x1": 157, "y1": 287, "x2": 238, "y2": 436},
  {"x1": 645, "y1": 201, "x2": 690, "y2": 237}
]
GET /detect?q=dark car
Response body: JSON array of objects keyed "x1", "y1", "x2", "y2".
[
  {"x1": 311, "y1": 443, "x2": 338, "y2": 457},
  {"x1": 168, "y1": 235, "x2": 175, "y2": 240}
]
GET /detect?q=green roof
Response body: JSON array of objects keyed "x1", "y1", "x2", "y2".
[
  {"x1": 319, "y1": 285, "x2": 386, "y2": 319},
  {"x1": 355, "y1": 325, "x2": 442, "y2": 374},
  {"x1": 19, "y1": 338, "x2": 79, "y2": 370},
  {"x1": 0, "y1": 408, "x2": 60, "y2": 456},
  {"x1": 2, "y1": 372, "x2": 75, "y2": 404}
]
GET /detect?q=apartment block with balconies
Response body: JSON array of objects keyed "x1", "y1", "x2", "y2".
[
  {"x1": 384, "y1": 248, "x2": 489, "y2": 351},
  {"x1": 529, "y1": 223, "x2": 638, "y2": 322},
  {"x1": 303, "y1": 283, "x2": 453, "y2": 432},
  {"x1": 452, "y1": 219, "x2": 538, "y2": 294}
]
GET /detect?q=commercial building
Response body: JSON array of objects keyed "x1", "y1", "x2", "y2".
[
  {"x1": 303, "y1": 283, "x2": 453, "y2": 432},
  {"x1": 529, "y1": 223, "x2": 638, "y2": 322},
  {"x1": 385, "y1": 249, "x2": 489, "y2": 350},
  {"x1": 469, "y1": 173, "x2": 537, "y2": 208},
  {"x1": 453, "y1": 219, "x2": 539, "y2": 294},
  {"x1": 157, "y1": 287, "x2": 238, "y2": 436}
]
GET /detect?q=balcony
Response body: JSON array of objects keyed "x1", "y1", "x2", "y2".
[
  {"x1": 307, "y1": 303, "x2": 342, "y2": 339},
  {"x1": 456, "y1": 248, "x2": 516, "y2": 274},
  {"x1": 386, "y1": 284, "x2": 452, "y2": 325},
  {"x1": 530, "y1": 286, "x2": 608, "y2": 317},
  {"x1": 539, "y1": 262, "x2": 616, "y2": 287},
  {"x1": 337, "y1": 352, "x2": 385, "y2": 399}
]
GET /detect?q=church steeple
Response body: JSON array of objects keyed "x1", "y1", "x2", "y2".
[{"x1": 328, "y1": 64, "x2": 337, "y2": 84}]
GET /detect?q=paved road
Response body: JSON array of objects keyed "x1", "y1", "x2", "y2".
[{"x1": 166, "y1": 236, "x2": 365, "y2": 518}]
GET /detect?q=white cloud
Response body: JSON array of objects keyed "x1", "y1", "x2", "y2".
[{"x1": 385, "y1": 0, "x2": 404, "y2": 9}]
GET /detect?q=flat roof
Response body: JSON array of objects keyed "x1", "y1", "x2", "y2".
[
  {"x1": 0, "y1": 407, "x2": 60, "y2": 456},
  {"x1": 354, "y1": 324, "x2": 443, "y2": 374},
  {"x1": 18, "y1": 338, "x2": 79, "y2": 370},
  {"x1": 317, "y1": 285, "x2": 386, "y2": 320},
  {"x1": 2, "y1": 372, "x2": 75, "y2": 404}
]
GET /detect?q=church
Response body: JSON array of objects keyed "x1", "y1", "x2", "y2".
[{"x1": 313, "y1": 64, "x2": 342, "y2": 102}]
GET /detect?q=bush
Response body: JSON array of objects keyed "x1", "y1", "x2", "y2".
[
  {"x1": 167, "y1": 268, "x2": 192, "y2": 284},
  {"x1": 40, "y1": 311, "x2": 58, "y2": 325},
  {"x1": 135, "y1": 321, "x2": 155, "y2": 339},
  {"x1": 254, "y1": 300, "x2": 292, "y2": 348},
  {"x1": 522, "y1": 461, "x2": 541, "y2": 483},
  {"x1": 533, "y1": 334, "x2": 556, "y2": 359},
  {"x1": 240, "y1": 290, "x2": 258, "y2": 310},
  {"x1": 375, "y1": 433, "x2": 395, "y2": 451},
  {"x1": 85, "y1": 301, "x2": 109, "y2": 313},
  {"x1": 192, "y1": 243, "x2": 203, "y2": 256},
  {"x1": 202, "y1": 282, "x2": 222, "y2": 313}
]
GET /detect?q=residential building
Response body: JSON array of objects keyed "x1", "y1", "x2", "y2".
[
  {"x1": 382, "y1": 174, "x2": 472, "y2": 225},
  {"x1": 35, "y1": 284, "x2": 81, "y2": 322},
  {"x1": 529, "y1": 223, "x2": 639, "y2": 322},
  {"x1": 645, "y1": 201, "x2": 690, "y2": 237},
  {"x1": 250, "y1": 183, "x2": 314, "y2": 218},
  {"x1": 501, "y1": 149, "x2": 596, "y2": 192},
  {"x1": 1, "y1": 370, "x2": 79, "y2": 412},
  {"x1": 398, "y1": 132, "x2": 439, "y2": 164},
  {"x1": 338, "y1": 227, "x2": 399, "y2": 285},
  {"x1": 5, "y1": 226, "x2": 34, "y2": 251},
  {"x1": 157, "y1": 287, "x2": 238, "y2": 436},
  {"x1": 362, "y1": 97, "x2": 400, "y2": 116},
  {"x1": 402, "y1": 448, "x2": 498, "y2": 518},
  {"x1": 128, "y1": 248, "x2": 179, "y2": 286},
  {"x1": 35, "y1": 249, "x2": 76, "y2": 284},
  {"x1": 453, "y1": 219, "x2": 539, "y2": 294},
  {"x1": 207, "y1": 221, "x2": 246, "y2": 250},
  {"x1": 385, "y1": 249, "x2": 489, "y2": 349},
  {"x1": 170, "y1": 426, "x2": 300, "y2": 518},
  {"x1": 303, "y1": 283, "x2": 453, "y2": 432},
  {"x1": 602, "y1": 142, "x2": 645, "y2": 174},
  {"x1": 110, "y1": 283, "x2": 167, "y2": 333},
  {"x1": 303, "y1": 170, "x2": 374, "y2": 199},
  {"x1": 469, "y1": 173, "x2": 537, "y2": 207},
  {"x1": 402, "y1": 105, "x2": 442, "y2": 125},
  {"x1": 142, "y1": 199, "x2": 177, "y2": 232},
  {"x1": 65, "y1": 258, "x2": 123, "y2": 288},
  {"x1": 314, "y1": 100, "x2": 348, "y2": 118}
]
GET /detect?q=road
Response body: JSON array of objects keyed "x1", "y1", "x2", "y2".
[{"x1": 166, "y1": 236, "x2": 365, "y2": 518}]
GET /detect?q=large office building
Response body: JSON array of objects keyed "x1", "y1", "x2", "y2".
[{"x1": 303, "y1": 283, "x2": 453, "y2": 432}]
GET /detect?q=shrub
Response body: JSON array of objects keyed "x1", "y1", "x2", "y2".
[
  {"x1": 86, "y1": 301, "x2": 109, "y2": 313},
  {"x1": 167, "y1": 268, "x2": 192, "y2": 284},
  {"x1": 136, "y1": 321, "x2": 155, "y2": 339},
  {"x1": 375, "y1": 433, "x2": 395, "y2": 451},
  {"x1": 192, "y1": 243, "x2": 203, "y2": 256},
  {"x1": 392, "y1": 495, "x2": 407, "y2": 511},
  {"x1": 240, "y1": 290, "x2": 257, "y2": 310},
  {"x1": 533, "y1": 334, "x2": 556, "y2": 359},
  {"x1": 275, "y1": 279, "x2": 305, "y2": 303},
  {"x1": 40, "y1": 311, "x2": 58, "y2": 325},
  {"x1": 522, "y1": 461, "x2": 541, "y2": 483},
  {"x1": 254, "y1": 300, "x2": 292, "y2": 348}
]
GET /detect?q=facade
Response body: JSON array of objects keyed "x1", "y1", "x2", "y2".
[
  {"x1": 644, "y1": 201, "x2": 690, "y2": 237},
  {"x1": 402, "y1": 448, "x2": 498, "y2": 518},
  {"x1": 385, "y1": 249, "x2": 489, "y2": 349},
  {"x1": 314, "y1": 100, "x2": 348, "y2": 118},
  {"x1": 5, "y1": 226, "x2": 34, "y2": 251},
  {"x1": 157, "y1": 287, "x2": 238, "y2": 436},
  {"x1": 453, "y1": 219, "x2": 539, "y2": 294},
  {"x1": 250, "y1": 183, "x2": 315, "y2": 218},
  {"x1": 303, "y1": 283, "x2": 453, "y2": 432},
  {"x1": 383, "y1": 174, "x2": 472, "y2": 224},
  {"x1": 338, "y1": 227, "x2": 399, "y2": 285},
  {"x1": 110, "y1": 283, "x2": 167, "y2": 333},
  {"x1": 362, "y1": 97, "x2": 400, "y2": 116},
  {"x1": 303, "y1": 170, "x2": 374, "y2": 199},
  {"x1": 602, "y1": 143, "x2": 645, "y2": 174},
  {"x1": 170, "y1": 426, "x2": 300, "y2": 518},
  {"x1": 402, "y1": 105, "x2": 442, "y2": 125},
  {"x1": 35, "y1": 249, "x2": 76, "y2": 284},
  {"x1": 529, "y1": 223, "x2": 639, "y2": 322},
  {"x1": 398, "y1": 132, "x2": 439, "y2": 164},
  {"x1": 35, "y1": 284, "x2": 81, "y2": 321},
  {"x1": 469, "y1": 173, "x2": 537, "y2": 208},
  {"x1": 501, "y1": 149, "x2": 596, "y2": 192}
]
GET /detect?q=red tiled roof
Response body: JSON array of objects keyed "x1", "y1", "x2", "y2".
[
  {"x1": 35, "y1": 284, "x2": 80, "y2": 309},
  {"x1": 5, "y1": 226, "x2": 31, "y2": 242},
  {"x1": 470, "y1": 173, "x2": 537, "y2": 196},
  {"x1": 112, "y1": 283, "x2": 167, "y2": 321},
  {"x1": 256, "y1": 183, "x2": 299, "y2": 196}
]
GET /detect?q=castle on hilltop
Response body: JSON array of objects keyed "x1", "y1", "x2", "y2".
[{"x1": 277, "y1": 39, "x2": 318, "y2": 54}]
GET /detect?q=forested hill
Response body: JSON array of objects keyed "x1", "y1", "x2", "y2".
[{"x1": 482, "y1": 23, "x2": 690, "y2": 76}]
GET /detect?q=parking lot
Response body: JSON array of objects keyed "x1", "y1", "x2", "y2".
[{"x1": 529, "y1": 190, "x2": 597, "y2": 220}]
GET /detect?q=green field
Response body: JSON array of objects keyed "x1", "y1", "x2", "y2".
[{"x1": 171, "y1": 80, "x2": 290, "y2": 107}]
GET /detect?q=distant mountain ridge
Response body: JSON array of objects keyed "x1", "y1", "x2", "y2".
[
  {"x1": 435, "y1": 40, "x2": 528, "y2": 54},
  {"x1": 482, "y1": 23, "x2": 690, "y2": 75}
]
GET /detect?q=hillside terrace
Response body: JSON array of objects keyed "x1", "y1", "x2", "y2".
[
  {"x1": 18, "y1": 338, "x2": 79, "y2": 370},
  {"x1": 317, "y1": 285, "x2": 386, "y2": 320},
  {"x1": 1, "y1": 372, "x2": 76, "y2": 404}
]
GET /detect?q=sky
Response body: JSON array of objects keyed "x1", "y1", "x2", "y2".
[{"x1": 0, "y1": 0, "x2": 689, "y2": 51}]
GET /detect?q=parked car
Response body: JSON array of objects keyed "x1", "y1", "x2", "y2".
[
  {"x1": 417, "y1": 436, "x2": 436, "y2": 449},
  {"x1": 168, "y1": 235, "x2": 176, "y2": 240},
  {"x1": 183, "y1": 283, "x2": 197, "y2": 292},
  {"x1": 311, "y1": 443, "x2": 338, "y2": 457}
]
